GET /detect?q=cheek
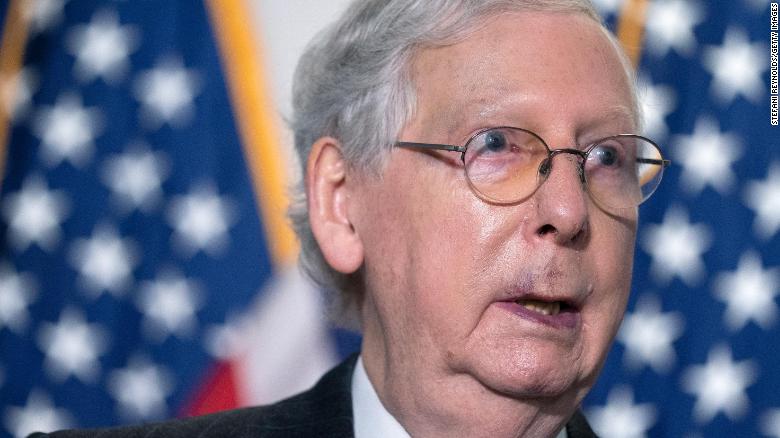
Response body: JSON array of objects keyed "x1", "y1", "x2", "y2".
[
  {"x1": 587, "y1": 215, "x2": 637, "y2": 345},
  {"x1": 377, "y1": 174, "x2": 511, "y2": 338},
  {"x1": 354, "y1": 161, "x2": 486, "y2": 325},
  {"x1": 406, "y1": 195, "x2": 496, "y2": 318}
]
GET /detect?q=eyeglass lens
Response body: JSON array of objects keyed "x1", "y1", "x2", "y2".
[{"x1": 463, "y1": 127, "x2": 665, "y2": 208}]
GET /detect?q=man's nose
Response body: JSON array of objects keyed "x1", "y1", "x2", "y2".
[{"x1": 527, "y1": 153, "x2": 589, "y2": 246}]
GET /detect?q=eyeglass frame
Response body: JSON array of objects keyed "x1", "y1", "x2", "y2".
[{"x1": 395, "y1": 126, "x2": 671, "y2": 208}]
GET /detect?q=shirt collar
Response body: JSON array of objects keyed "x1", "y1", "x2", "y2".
[{"x1": 351, "y1": 356, "x2": 411, "y2": 438}]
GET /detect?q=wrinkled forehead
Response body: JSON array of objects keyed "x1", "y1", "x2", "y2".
[{"x1": 407, "y1": 11, "x2": 638, "y2": 138}]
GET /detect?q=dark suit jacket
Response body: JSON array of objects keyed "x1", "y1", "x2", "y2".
[{"x1": 32, "y1": 354, "x2": 597, "y2": 437}]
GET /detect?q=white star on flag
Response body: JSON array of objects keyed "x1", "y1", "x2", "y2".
[
  {"x1": 3, "y1": 389, "x2": 73, "y2": 437},
  {"x1": 1, "y1": 175, "x2": 70, "y2": 252},
  {"x1": 32, "y1": 92, "x2": 103, "y2": 168},
  {"x1": 673, "y1": 117, "x2": 741, "y2": 196},
  {"x1": 36, "y1": 307, "x2": 109, "y2": 383},
  {"x1": 66, "y1": 9, "x2": 139, "y2": 84},
  {"x1": 618, "y1": 294, "x2": 684, "y2": 373},
  {"x1": 108, "y1": 356, "x2": 174, "y2": 421},
  {"x1": 0, "y1": 67, "x2": 38, "y2": 123},
  {"x1": 587, "y1": 386, "x2": 657, "y2": 438},
  {"x1": 101, "y1": 144, "x2": 169, "y2": 214},
  {"x1": 0, "y1": 264, "x2": 37, "y2": 334},
  {"x1": 703, "y1": 27, "x2": 767, "y2": 105},
  {"x1": 744, "y1": 163, "x2": 780, "y2": 240},
  {"x1": 682, "y1": 344, "x2": 757, "y2": 424},
  {"x1": 747, "y1": 0, "x2": 770, "y2": 10},
  {"x1": 166, "y1": 183, "x2": 235, "y2": 257},
  {"x1": 136, "y1": 271, "x2": 202, "y2": 342},
  {"x1": 641, "y1": 206, "x2": 712, "y2": 286},
  {"x1": 68, "y1": 225, "x2": 139, "y2": 297},
  {"x1": 133, "y1": 57, "x2": 200, "y2": 128},
  {"x1": 204, "y1": 314, "x2": 244, "y2": 359},
  {"x1": 714, "y1": 251, "x2": 778, "y2": 331},
  {"x1": 638, "y1": 77, "x2": 677, "y2": 140},
  {"x1": 762, "y1": 409, "x2": 780, "y2": 438},
  {"x1": 644, "y1": 0, "x2": 704, "y2": 58},
  {"x1": 23, "y1": 0, "x2": 68, "y2": 35}
]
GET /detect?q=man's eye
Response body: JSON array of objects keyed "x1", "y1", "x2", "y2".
[
  {"x1": 474, "y1": 131, "x2": 509, "y2": 153},
  {"x1": 481, "y1": 131, "x2": 509, "y2": 152},
  {"x1": 591, "y1": 144, "x2": 621, "y2": 167}
]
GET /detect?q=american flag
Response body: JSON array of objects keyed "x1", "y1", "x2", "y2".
[
  {"x1": 0, "y1": 1, "x2": 357, "y2": 437},
  {"x1": 582, "y1": 1, "x2": 780, "y2": 437},
  {"x1": 1, "y1": 1, "x2": 778, "y2": 438}
]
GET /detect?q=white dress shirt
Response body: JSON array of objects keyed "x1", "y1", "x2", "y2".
[
  {"x1": 350, "y1": 356, "x2": 568, "y2": 438},
  {"x1": 352, "y1": 356, "x2": 411, "y2": 437}
]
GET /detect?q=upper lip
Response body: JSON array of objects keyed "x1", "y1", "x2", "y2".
[{"x1": 490, "y1": 250, "x2": 591, "y2": 311}]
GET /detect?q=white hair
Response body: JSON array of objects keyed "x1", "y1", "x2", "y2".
[{"x1": 289, "y1": 0, "x2": 640, "y2": 329}]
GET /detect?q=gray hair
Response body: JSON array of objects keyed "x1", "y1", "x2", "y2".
[{"x1": 289, "y1": 0, "x2": 640, "y2": 329}]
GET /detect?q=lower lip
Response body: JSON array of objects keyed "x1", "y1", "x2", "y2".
[{"x1": 494, "y1": 301, "x2": 580, "y2": 329}]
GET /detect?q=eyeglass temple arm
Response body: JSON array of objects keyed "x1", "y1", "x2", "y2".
[
  {"x1": 395, "y1": 141, "x2": 466, "y2": 153},
  {"x1": 637, "y1": 157, "x2": 671, "y2": 167}
]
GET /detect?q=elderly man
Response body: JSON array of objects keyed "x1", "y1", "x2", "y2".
[{"x1": 35, "y1": 0, "x2": 668, "y2": 437}]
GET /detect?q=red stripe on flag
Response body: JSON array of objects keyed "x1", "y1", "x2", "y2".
[{"x1": 180, "y1": 360, "x2": 241, "y2": 417}]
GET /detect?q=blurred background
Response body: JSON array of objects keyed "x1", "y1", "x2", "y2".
[{"x1": 0, "y1": 0, "x2": 777, "y2": 437}]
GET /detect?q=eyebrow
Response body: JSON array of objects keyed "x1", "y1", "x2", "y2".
[
  {"x1": 435, "y1": 93, "x2": 639, "y2": 143},
  {"x1": 440, "y1": 97, "x2": 500, "y2": 134},
  {"x1": 591, "y1": 105, "x2": 637, "y2": 126}
]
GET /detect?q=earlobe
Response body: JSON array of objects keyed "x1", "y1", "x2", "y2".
[{"x1": 306, "y1": 137, "x2": 364, "y2": 274}]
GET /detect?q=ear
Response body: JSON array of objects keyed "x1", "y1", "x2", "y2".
[{"x1": 306, "y1": 137, "x2": 364, "y2": 274}]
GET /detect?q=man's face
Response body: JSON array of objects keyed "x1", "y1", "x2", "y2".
[{"x1": 351, "y1": 11, "x2": 637, "y2": 405}]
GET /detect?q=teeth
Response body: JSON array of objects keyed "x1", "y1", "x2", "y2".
[{"x1": 516, "y1": 299, "x2": 561, "y2": 316}]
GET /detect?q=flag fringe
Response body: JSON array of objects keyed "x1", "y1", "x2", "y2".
[
  {"x1": 205, "y1": 0, "x2": 298, "y2": 268},
  {"x1": 616, "y1": 0, "x2": 648, "y2": 68},
  {"x1": 0, "y1": 0, "x2": 30, "y2": 189}
]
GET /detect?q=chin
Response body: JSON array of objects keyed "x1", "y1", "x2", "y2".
[
  {"x1": 454, "y1": 340, "x2": 590, "y2": 402},
  {"x1": 485, "y1": 361, "x2": 579, "y2": 400}
]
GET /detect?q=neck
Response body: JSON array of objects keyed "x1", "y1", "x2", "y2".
[{"x1": 360, "y1": 340, "x2": 579, "y2": 438}]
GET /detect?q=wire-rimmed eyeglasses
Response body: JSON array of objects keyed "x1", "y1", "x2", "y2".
[{"x1": 396, "y1": 126, "x2": 670, "y2": 211}]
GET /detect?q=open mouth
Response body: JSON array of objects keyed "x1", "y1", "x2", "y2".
[
  {"x1": 498, "y1": 297, "x2": 580, "y2": 329},
  {"x1": 515, "y1": 298, "x2": 571, "y2": 316}
]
